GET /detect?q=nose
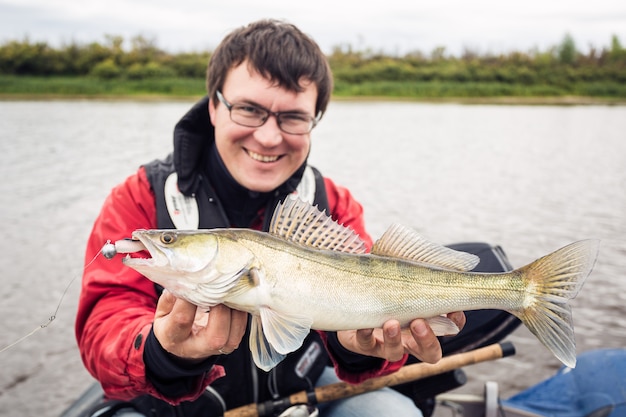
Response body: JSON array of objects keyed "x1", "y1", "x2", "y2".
[{"x1": 252, "y1": 114, "x2": 283, "y2": 147}]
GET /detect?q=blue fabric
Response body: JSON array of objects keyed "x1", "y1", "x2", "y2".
[
  {"x1": 502, "y1": 349, "x2": 626, "y2": 417},
  {"x1": 315, "y1": 367, "x2": 423, "y2": 417}
]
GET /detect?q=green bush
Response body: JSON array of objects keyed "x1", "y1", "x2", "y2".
[
  {"x1": 90, "y1": 59, "x2": 122, "y2": 79},
  {"x1": 127, "y1": 61, "x2": 177, "y2": 79},
  {"x1": 167, "y1": 53, "x2": 210, "y2": 78}
]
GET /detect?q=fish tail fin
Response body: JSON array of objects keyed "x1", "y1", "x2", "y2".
[{"x1": 514, "y1": 239, "x2": 599, "y2": 368}]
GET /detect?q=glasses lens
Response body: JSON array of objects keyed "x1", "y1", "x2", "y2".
[
  {"x1": 277, "y1": 114, "x2": 314, "y2": 134},
  {"x1": 230, "y1": 104, "x2": 267, "y2": 127}
]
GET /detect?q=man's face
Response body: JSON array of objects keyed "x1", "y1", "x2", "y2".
[{"x1": 208, "y1": 61, "x2": 318, "y2": 193}]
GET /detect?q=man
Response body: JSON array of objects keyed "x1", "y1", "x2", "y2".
[{"x1": 76, "y1": 19, "x2": 465, "y2": 416}]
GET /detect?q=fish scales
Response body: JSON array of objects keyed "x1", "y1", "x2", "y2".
[
  {"x1": 120, "y1": 196, "x2": 599, "y2": 371},
  {"x1": 222, "y1": 230, "x2": 525, "y2": 329}
]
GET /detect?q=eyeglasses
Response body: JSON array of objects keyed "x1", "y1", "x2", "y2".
[{"x1": 216, "y1": 90, "x2": 320, "y2": 135}]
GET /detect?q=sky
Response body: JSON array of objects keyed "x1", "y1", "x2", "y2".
[{"x1": 1, "y1": 0, "x2": 625, "y2": 56}]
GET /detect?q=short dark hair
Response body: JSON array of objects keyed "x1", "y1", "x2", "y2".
[{"x1": 206, "y1": 19, "x2": 333, "y2": 117}]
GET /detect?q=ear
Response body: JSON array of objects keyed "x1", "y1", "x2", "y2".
[{"x1": 208, "y1": 97, "x2": 216, "y2": 125}]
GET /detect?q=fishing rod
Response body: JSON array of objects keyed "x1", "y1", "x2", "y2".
[{"x1": 225, "y1": 341, "x2": 516, "y2": 417}]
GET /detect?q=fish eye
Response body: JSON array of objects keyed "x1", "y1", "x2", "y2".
[{"x1": 160, "y1": 232, "x2": 177, "y2": 245}]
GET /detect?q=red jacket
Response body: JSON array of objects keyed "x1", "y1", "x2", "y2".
[{"x1": 76, "y1": 167, "x2": 407, "y2": 404}]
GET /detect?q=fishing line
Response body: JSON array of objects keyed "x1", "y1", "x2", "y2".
[{"x1": 0, "y1": 242, "x2": 109, "y2": 354}]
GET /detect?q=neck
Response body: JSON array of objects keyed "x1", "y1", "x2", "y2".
[{"x1": 206, "y1": 144, "x2": 273, "y2": 227}]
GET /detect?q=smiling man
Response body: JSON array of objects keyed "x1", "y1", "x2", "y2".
[
  {"x1": 208, "y1": 63, "x2": 318, "y2": 192},
  {"x1": 76, "y1": 19, "x2": 465, "y2": 417}
]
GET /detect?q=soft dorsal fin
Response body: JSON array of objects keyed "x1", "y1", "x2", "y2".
[
  {"x1": 371, "y1": 224, "x2": 479, "y2": 271},
  {"x1": 270, "y1": 196, "x2": 367, "y2": 254}
]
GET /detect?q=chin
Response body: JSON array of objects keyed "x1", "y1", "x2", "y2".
[{"x1": 242, "y1": 177, "x2": 284, "y2": 193}]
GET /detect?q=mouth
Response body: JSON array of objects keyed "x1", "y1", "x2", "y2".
[
  {"x1": 246, "y1": 149, "x2": 282, "y2": 163},
  {"x1": 119, "y1": 233, "x2": 156, "y2": 266},
  {"x1": 114, "y1": 238, "x2": 147, "y2": 255}
]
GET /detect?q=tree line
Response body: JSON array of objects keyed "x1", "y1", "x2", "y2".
[
  {"x1": 1, "y1": 33, "x2": 624, "y2": 96},
  {"x1": 0, "y1": 35, "x2": 209, "y2": 79},
  {"x1": 329, "y1": 33, "x2": 625, "y2": 89}
]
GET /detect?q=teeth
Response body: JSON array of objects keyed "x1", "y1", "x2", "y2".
[{"x1": 248, "y1": 150, "x2": 280, "y2": 163}]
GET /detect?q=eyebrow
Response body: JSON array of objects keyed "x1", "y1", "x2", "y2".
[{"x1": 233, "y1": 96, "x2": 311, "y2": 115}]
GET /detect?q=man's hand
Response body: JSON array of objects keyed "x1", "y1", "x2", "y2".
[
  {"x1": 152, "y1": 290, "x2": 248, "y2": 360},
  {"x1": 337, "y1": 312, "x2": 466, "y2": 364}
]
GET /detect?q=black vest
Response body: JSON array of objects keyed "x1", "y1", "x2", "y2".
[{"x1": 144, "y1": 153, "x2": 329, "y2": 231}]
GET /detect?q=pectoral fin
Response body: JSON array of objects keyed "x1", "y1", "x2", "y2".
[
  {"x1": 248, "y1": 307, "x2": 314, "y2": 371},
  {"x1": 426, "y1": 316, "x2": 460, "y2": 336},
  {"x1": 260, "y1": 307, "x2": 313, "y2": 354},
  {"x1": 250, "y1": 315, "x2": 286, "y2": 372}
]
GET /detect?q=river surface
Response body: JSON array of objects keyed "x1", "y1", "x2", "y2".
[{"x1": 0, "y1": 99, "x2": 624, "y2": 416}]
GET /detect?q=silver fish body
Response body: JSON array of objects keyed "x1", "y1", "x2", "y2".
[
  {"x1": 219, "y1": 230, "x2": 521, "y2": 329},
  {"x1": 122, "y1": 197, "x2": 599, "y2": 371}
]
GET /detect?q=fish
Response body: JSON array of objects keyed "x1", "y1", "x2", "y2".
[{"x1": 121, "y1": 196, "x2": 599, "y2": 371}]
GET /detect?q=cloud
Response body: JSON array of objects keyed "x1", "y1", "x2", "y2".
[{"x1": 0, "y1": 0, "x2": 625, "y2": 55}]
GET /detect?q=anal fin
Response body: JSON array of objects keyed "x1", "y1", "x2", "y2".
[{"x1": 426, "y1": 315, "x2": 460, "y2": 336}]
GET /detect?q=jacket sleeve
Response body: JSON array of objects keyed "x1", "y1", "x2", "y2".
[
  {"x1": 321, "y1": 177, "x2": 408, "y2": 383},
  {"x1": 75, "y1": 168, "x2": 225, "y2": 403}
]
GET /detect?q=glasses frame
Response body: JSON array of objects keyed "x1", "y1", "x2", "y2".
[{"x1": 215, "y1": 90, "x2": 321, "y2": 135}]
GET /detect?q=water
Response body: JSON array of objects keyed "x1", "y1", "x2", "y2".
[{"x1": 0, "y1": 100, "x2": 624, "y2": 416}]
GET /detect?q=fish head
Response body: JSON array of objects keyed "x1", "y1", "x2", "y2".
[{"x1": 122, "y1": 229, "x2": 221, "y2": 290}]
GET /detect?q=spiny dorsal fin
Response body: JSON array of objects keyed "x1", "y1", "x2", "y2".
[
  {"x1": 270, "y1": 196, "x2": 367, "y2": 254},
  {"x1": 371, "y1": 224, "x2": 479, "y2": 271}
]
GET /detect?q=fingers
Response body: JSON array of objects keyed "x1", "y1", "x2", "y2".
[
  {"x1": 381, "y1": 320, "x2": 405, "y2": 362},
  {"x1": 154, "y1": 289, "x2": 177, "y2": 318},
  {"x1": 354, "y1": 328, "x2": 376, "y2": 350},
  {"x1": 154, "y1": 290, "x2": 197, "y2": 345},
  {"x1": 352, "y1": 321, "x2": 405, "y2": 362},
  {"x1": 403, "y1": 313, "x2": 465, "y2": 363},
  {"x1": 408, "y1": 319, "x2": 442, "y2": 364},
  {"x1": 153, "y1": 291, "x2": 247, "y2": 359},
  {"x1": 205, "y1": 304, "x2": 247, "y2": 354},
  {"x1": 344, "y1": 318, "x2": 444, "y2": 364},
  {"x1": 368, "y1": 319, "x2": 442, "y2": 364}
]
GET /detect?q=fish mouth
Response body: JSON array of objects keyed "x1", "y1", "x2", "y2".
[
  {"x1": 246, "y1": 149, "x2": 282, "y2": 163},
  {"x1": 120, "y1": 231, "x2": 163, "y2": 267}
]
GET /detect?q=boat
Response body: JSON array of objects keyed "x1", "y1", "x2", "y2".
[
  {"x1": 58, "y1": 346, "x2": 626, "y2": 417},
  {"x1": 58, "y1": 242, "x2": 626, "y2": 417},
  {"x1": 434, "y1": 347, "x2": 626, "y2": 417}
]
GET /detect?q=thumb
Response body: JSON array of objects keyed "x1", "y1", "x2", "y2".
[
  {"x1": 153, "y1": 290, "x2": 197, "y2": 348},
  {"x1": 155, "y1": 289, "x2": 177, "y2": 319}
]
